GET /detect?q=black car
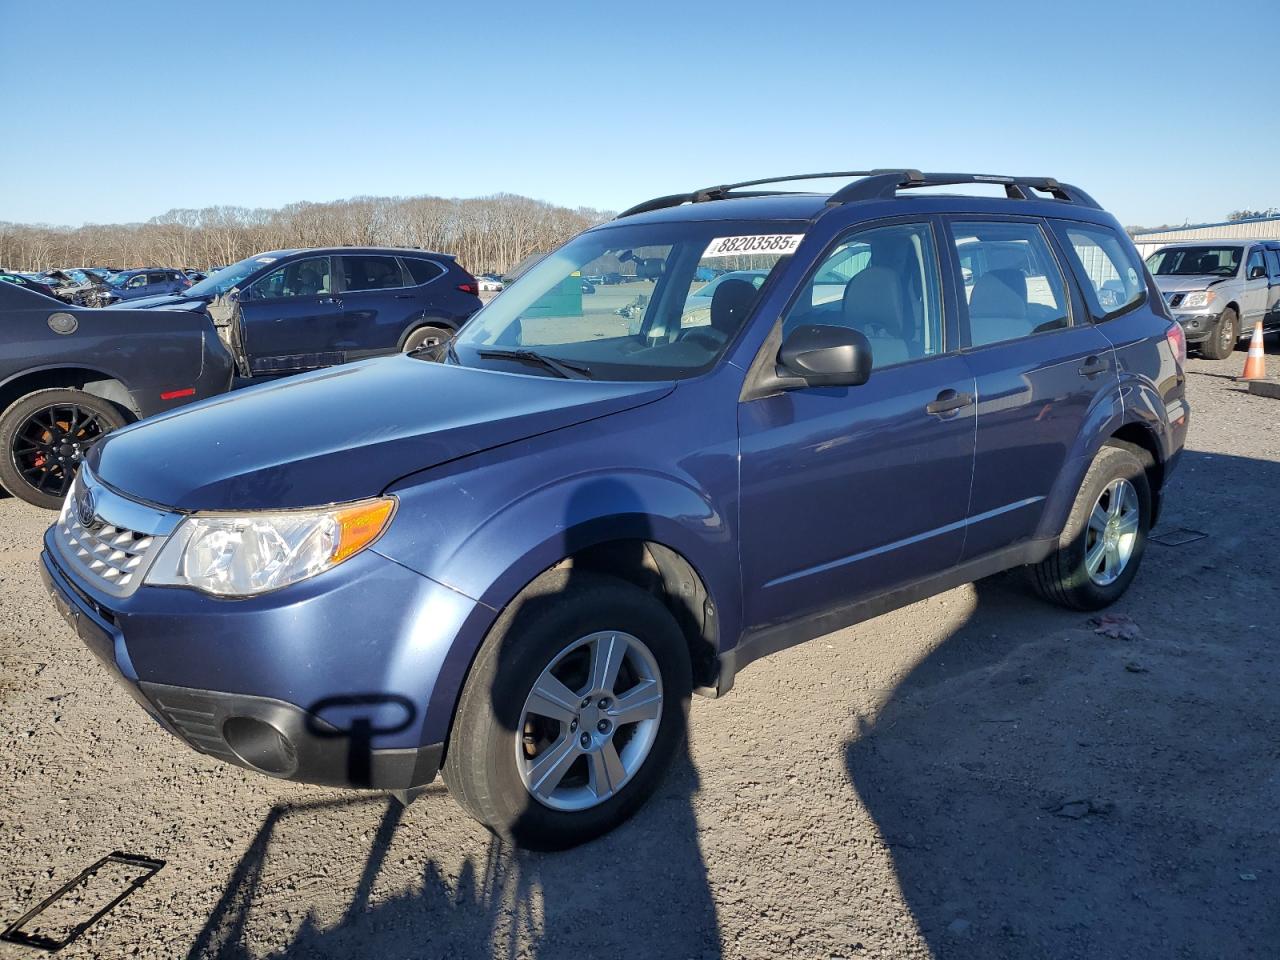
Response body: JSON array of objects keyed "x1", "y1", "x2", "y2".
[
  {"x1": 114, "y1": 247, "x2": 483, "y2": 375},
  {"x1": 0, "y1": 282, "x2": 232, "y2": 508}
]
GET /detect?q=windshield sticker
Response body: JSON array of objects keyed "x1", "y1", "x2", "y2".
[{"x1": 702, "y1": 234, "x2": 804, "y2": 259}]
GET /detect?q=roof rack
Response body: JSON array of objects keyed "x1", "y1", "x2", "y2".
[{"x1": 615, "y1": 169, "x2": 1099, "y2": 218}]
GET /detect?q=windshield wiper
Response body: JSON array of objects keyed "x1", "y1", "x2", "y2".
[{"x1": 476, "y1": 348, "x2": 593, "y2": 379}]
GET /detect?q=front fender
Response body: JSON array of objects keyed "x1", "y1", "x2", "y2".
[{"x1": 376, "y1": 465, "x2": 739, "y2": 747}]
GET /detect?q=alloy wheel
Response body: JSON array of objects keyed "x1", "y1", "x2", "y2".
[
  {"x1": 9, "y1": 403, "x2": 109, "y2": 499},
  {"x1": 516, "y1": 630, "x2": 663, "y2": 812},
  {"x1": 1084, "y1": 477, "x2": 1140, "y2": 586}
]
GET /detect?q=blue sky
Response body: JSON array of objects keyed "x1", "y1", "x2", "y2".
[{"x1": 2, "y1": 0, "x2": 1276, "y2": 229}]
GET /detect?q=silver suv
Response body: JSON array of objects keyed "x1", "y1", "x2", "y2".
[{"x1": 1146, "y1": 240, "x2": 1280, "y2": 359}]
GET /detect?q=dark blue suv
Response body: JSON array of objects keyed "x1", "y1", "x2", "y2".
[
  {"x1": 110, "y1": 247, "x2": 482, "y2": 375},
  {"x1": 94, "y1": 268, "x2": 190, "y2": 305},
  {"x1": 41, "y1": 171, "x2": 1188, "y2": 849}
]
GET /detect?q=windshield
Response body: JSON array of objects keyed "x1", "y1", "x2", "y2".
[
  {"x1": 185, "y1": 253, "x2": 287, "y2": 297},
  {"x1": 450, "y1": 221, "x2": 805, "y2": 381},
  {"x1": 1146, "y1": 246, "x2": 1241, "y2": 277}
]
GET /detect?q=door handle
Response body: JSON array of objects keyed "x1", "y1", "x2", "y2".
[
  {"x1": 1078, "y1": 355, "x2": 1107, "y2": 378},
  {"x1": 319, "y1": 296, "x2": 342, "y2": 305},
  {"x1": 925, "y1": 389, "x2": 975, "y2": 416},
  {"x1": 394, "y1": 294, "x2": 416, "y2": 299}
]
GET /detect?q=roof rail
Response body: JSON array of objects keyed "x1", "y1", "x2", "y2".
[
  {"x1": 826, "y1": 171, "x2": 1099, "y2": 208},
  {"x1": 615, "y1": 169, "x2": 1098, "y2": 218}
]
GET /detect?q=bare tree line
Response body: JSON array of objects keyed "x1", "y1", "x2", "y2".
[{"x1": 0, "y1": 193, "x2": 614, "y2": 274}]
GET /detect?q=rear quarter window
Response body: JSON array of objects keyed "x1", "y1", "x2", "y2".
[
  {"x1": 1051, "y1": 221, "x2": 1147, "y2": 320},
  {"x1": 404, "y1": 258, "x2": 444, "y2": 285}
]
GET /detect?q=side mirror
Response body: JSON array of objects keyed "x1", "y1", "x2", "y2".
[
  {"x1": 1249, "y1": 265, "x2": 1267, "y2": 280},
  {"x1": 778, "y1": 324, "x2": 873, "y2": 387}
]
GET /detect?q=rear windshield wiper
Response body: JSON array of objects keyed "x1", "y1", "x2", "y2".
[{"x1": 476, "y1": 348, "x2": 593, "y2": 379}]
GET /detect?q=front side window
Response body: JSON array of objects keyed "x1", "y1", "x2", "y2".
[
  {"x1": 250, "y1": 257, "x2": 332, "y2": 299},
  {"x1": 782, "y1": 221, "x2": 943, "y2": 369},
  {"x1": 1265, "y1": 250, "x2": 1280, "y2": 280},
  {"x1": 1246, "y1": 248, "x2": 1266, "y2": 279},
  {"x1": 451, "y1": 220, "x2": 806, "y2": 380},
  {"x1": 1146, "y1": 245, "x2": 1241, "y2": 277},
  {"x1": 1054, "y1": 222, "x2": 1146, "y2": 318},
  {"x1": 127, "y1": 274, "x2": 148, "y2": 289},
  {"x1": 341, "y1": 255, "x2": 407, "y2": 291},
  {"x1": 950, "y1": 221, "x2": 1069, "y2": 347}
]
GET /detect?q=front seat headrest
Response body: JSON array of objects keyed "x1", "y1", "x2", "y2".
[
  {"x1": 969, "y1": 269, "x2": 1028, "y2": 319},
  {"x1": 842, "y1": 266, "x2": 905, "y2": 338},
  {"x1": 709, "y1": 278, "x2": 759, "y2": 334}
]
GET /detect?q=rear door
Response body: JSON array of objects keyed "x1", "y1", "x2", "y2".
[
  {"x1": 335, "y1": 254, "x2": 419, "y2": 359},
  {"x1": 945, "y1": 217, "x2": 1117, "y2": 560},
  {"x1": 237, "y1": 255, "x2": 343, "y2": 375}
]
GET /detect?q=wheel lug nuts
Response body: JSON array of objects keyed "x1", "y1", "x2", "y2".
[
  {"x1": 598, "y1": 697, "x2": 610, "y2": 709},
  {"x1": 580, "y1": 697, "x2": 591, "y2": 708},
  {"x1": 579, "y1": 733, "x2": 590, "y2": 749},
  {"x1": 570, "y1": 719, "x2": 577, "y2": 731},
  {"x1": 597, "y1": 720, "x2": 611, "y2": 734}
]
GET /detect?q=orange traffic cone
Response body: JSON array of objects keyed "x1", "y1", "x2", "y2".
[{"x1": 1239, "y1": 320, "x2": 1267, "y2": 380}]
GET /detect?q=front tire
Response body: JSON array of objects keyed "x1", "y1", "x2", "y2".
[
  {"x1": 402, "y1": 325, "x2": 451, "y2": 353},
  {"x1": 1031, "y1": 445, "x2": 1151, "y2": 610},
  {"x1": 1199, "y1": 307, "x2": 1238, "y2": 360},
  {"x1": 443, "y1": 570, "x2": 692, "y2": 850},
  {"x1": 0, "y1": 389, "x2": 127, "y2": 509}
]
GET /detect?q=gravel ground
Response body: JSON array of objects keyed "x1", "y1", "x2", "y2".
[{"x1": 1, "y1": 340, "x2": 1279, "y2": 959}]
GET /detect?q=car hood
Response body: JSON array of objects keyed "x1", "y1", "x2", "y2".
[
  {"x1": 89, "y1": 355, "x2": 675, "y2": 512},
  {"x1": 1152, "y1": 274, "x2": 1231, "y2": 293},
  {"x1": 105, "y1": 293, "x2": 206, "y2": 310}
]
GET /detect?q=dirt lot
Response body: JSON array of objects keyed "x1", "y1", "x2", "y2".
[{"x1": 1, "y1": 342, "x2": 1278, "y2": 959}]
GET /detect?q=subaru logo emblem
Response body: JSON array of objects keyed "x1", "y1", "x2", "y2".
[{"x1": 76, "y1": 486, "x2": 97, "y2": 529}]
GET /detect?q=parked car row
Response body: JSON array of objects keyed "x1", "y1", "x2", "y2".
[{"x1": 0, "y1": 246, "x2": 483, "y2": 506}]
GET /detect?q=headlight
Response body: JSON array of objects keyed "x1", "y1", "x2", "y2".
[
  {"x1": 1181, "y1": 290, "x2": 1216, "y2": 308},
  {"x1": 145, "y1": 497, "x2": 395, "y2": 597}
]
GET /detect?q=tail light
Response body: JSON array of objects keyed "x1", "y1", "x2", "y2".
[
  {"x1": 1166, "y1": 321, "x2": 1186, "y2": 367},
  {"x1": 456, "y1": 273, "x2": 479, "y2": 296}
]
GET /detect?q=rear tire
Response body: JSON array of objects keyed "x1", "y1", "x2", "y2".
[
  {"x1": 402, "y1": 325, "x2": 451, "y2": 353},
  {"x1": 443, "y1": 569, "x2": 691, "y2": 850},
  {"x1": 0, "y1": 389, "x2": 127, "y2": 509},
  {"x1": 1031, "y1": 445, "x2": 1151, "y2": 611},
  {"x1": 1199, "y1": 307, "x2": 1237, "y2": 360}
]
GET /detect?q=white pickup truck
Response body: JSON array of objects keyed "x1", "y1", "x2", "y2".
[{"x1": 1145, "y1": 240, "x2": 1280, "y2": 359}]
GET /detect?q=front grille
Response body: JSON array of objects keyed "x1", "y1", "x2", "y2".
[
  {"x1": 50, "y1": 468, "x2": 178, "y2": 599},
  {"x1": 56, "y1": 517, "x2": 157, "y2": 592}
]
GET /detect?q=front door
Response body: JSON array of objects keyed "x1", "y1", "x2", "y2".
[
  {"x1": 739, "y1": 219, "x2": 977, "y2": 633},
  {"x1": 1242, "y1": 245, "x2": 1269, "y2": 324},
  {"x1": 946, "y1": 217, "x2": 1117, "y2": 559},
  {"x1": 238, "y1": 255, "x2": 343, "y2": 375}
]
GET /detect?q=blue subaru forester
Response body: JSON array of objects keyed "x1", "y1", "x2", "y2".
[{"x1": 41, "y1": 171, "x2": 1188, "y2": 849}]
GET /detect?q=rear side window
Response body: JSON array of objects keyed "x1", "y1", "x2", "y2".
[
  {"x1": 783, "y1": 221, "x2": 944, "y2": 369},
  {"x1": 1053, "y1": 222, "x2": 1147, "y2": 319},
  {"x1": 341, "y1": 255, "x2": 407, "y2": 291},
  {"x1": 950, "y1": 221, "x2": 1069, "y2": 347},
  {"x1": 403, "y1": 258, "x2": 443, "y2": 285}
]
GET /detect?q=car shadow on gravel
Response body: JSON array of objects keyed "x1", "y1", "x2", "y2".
[
  {"x1": 845, "y1": 451, "x2": 1280, "y2": 958},
  {"x1": 186, "y1": 751, "x2": 717, "y2": 960}
]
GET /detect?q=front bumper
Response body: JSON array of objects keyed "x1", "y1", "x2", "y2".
[
  {"x1": 1172, "y1": 310, "x2": 1220, "y2": 343},
  {"x1": 39, "y1": 535, "x2": 483, "y2": 790}
]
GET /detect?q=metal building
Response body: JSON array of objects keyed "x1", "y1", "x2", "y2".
[{"x1": 1132, "y1": 215, "x2": 1280, "y2": 257}]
